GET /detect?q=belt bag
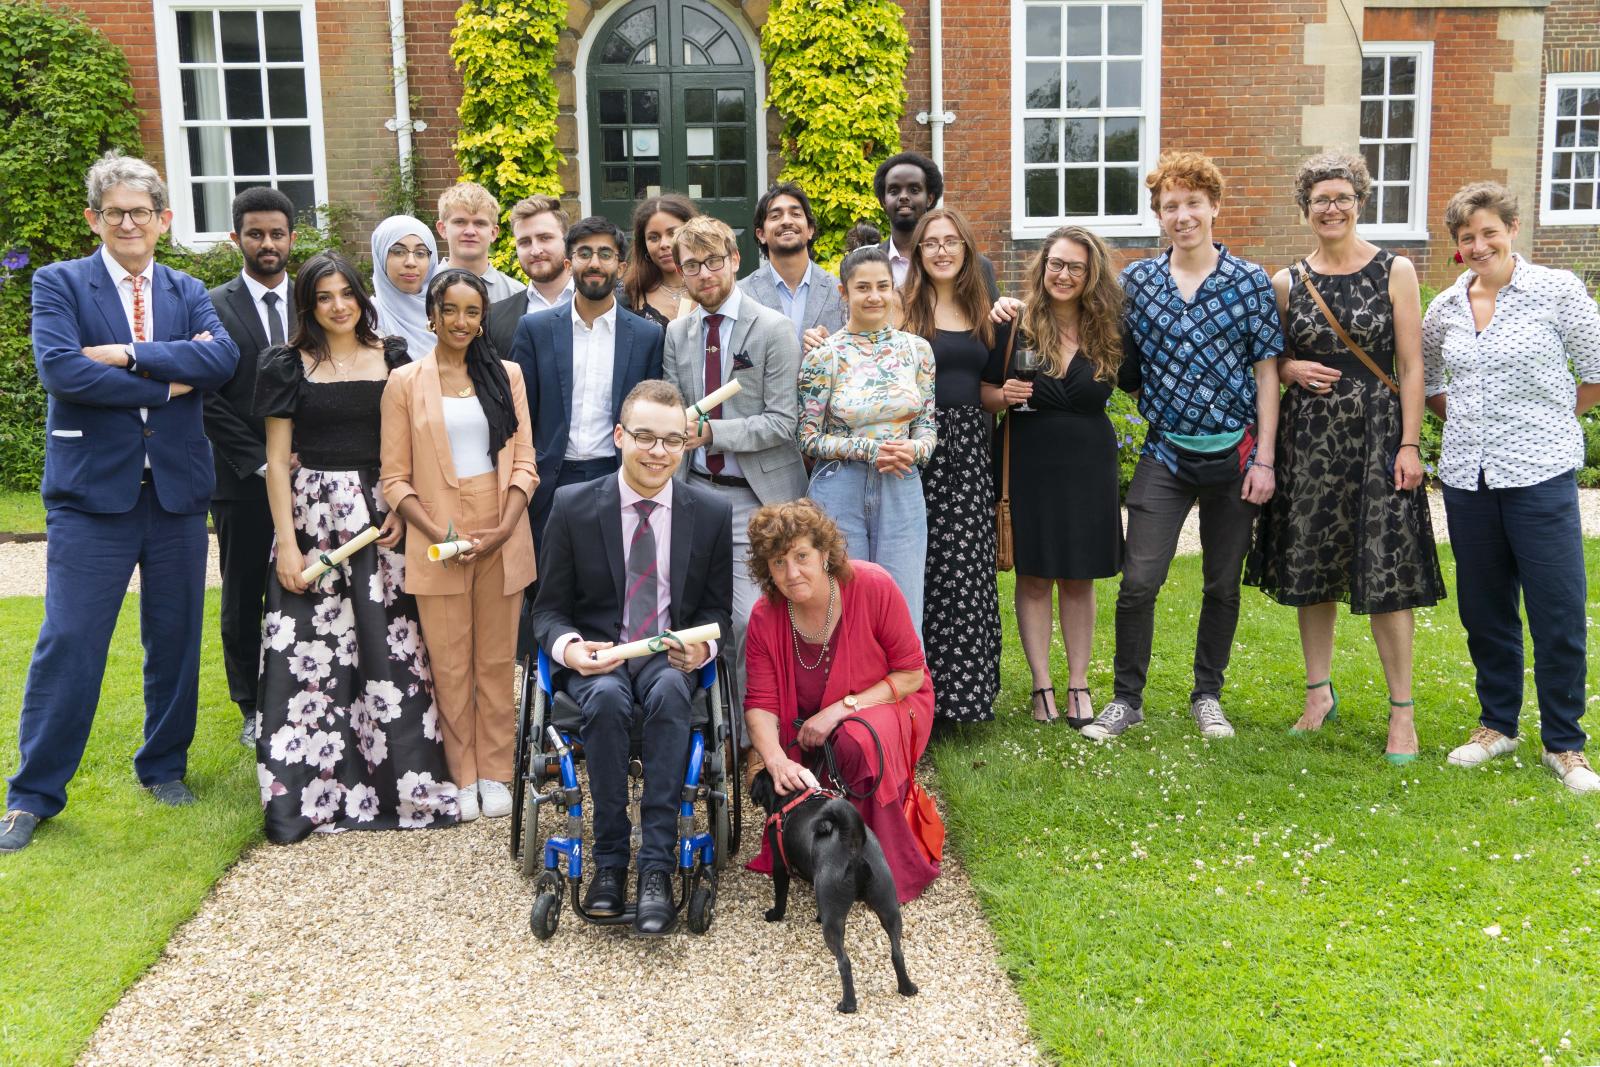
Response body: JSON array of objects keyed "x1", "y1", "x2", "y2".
[{"x1": 1163, "y1": 428, "x2": 1253, "y2": 487}]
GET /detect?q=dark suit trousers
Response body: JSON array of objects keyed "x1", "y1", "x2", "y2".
[
  {"x1": 210, "y1": 495, "x2": 274, "y2": 717},
  {"x1": 566, "y1": 654, "x2": 693, "y2": 872},
  {"x1": 7, "y1": 485, "x2": 208, "y2": 817}
]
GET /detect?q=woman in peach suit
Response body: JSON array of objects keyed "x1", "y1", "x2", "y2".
[{"x1": 381, "y1": 269, "x2": 538, "y2": 822}]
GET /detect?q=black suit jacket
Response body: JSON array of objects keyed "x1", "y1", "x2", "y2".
[
  {"x1": 205, "y1": 274, "x2": 289, "y2": 500},
  {"x1": 487, "y1": 291, "x2": 526, "y2": 362},
  {"x1": 531, "y1": 474, "x2": 733, "y2": 674}
]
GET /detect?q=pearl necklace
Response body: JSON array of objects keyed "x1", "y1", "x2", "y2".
[{"x1": 788, "y1": 578, "x2": 837, "y2": 671}]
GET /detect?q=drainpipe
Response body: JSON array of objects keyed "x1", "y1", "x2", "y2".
[
  {"x1": 916, "y1": 0, "x2": 955, "y2": 186},
  {"x1": 384, "y1": 0, "x2": 426, "y2": 191}
]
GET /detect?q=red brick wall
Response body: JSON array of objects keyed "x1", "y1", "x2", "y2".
[
  {"x1": 1534, "y1": 0, "x2": 1600, "y2": 284},
  {"x1": 317, "y1": 0, "x2": 404, "y2": 245},
  {"x1": 72, "y1": 3, "x2": 166, "y2": 173},
  {"x1": 403, "y1": 1, "x2": 469, "y2": 213}
]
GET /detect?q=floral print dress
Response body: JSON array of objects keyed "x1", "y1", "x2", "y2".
[{"x1": 253, "y1": 341, "x2": 458, "y2": 844}]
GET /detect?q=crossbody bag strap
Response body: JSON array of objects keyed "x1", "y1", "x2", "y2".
[
  {"x1": 1294, "y1": 261, "x2": 1399, "y2": 395},
  {"x1": 1000, "y1": 323, "x2": 1019, "y2": 502}
]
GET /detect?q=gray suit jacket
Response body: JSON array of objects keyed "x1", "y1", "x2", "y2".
[
  {"x1": 738, "y1": 260, "x2": 845, "y2": 337},
  {"x1": 664, "y1": 295, "x2": 808, "y2": 507}
]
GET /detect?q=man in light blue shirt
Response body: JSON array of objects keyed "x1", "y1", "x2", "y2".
[{"x1": 738, "y1": 182, "x2": 844, "y2": 344}]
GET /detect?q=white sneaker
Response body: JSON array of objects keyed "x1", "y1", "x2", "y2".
[
  {"x1": 1543, "y1": 750, "x2": 1600, "y2": 794},
  {"x1": 478, "y1": 778, "x2": 512, "y2": 818},
  {"x1": 1190, "y1": 696, "x2": 1235, "y2": 739},
  {"x1": 456, "y1": 782, "x2": 480, "y2": 822},
  {"x1": 1447, "y1": 726, "x2": 1519, "y2": 767}
]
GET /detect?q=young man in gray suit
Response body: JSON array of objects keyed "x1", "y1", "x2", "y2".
[
  {"x1": 663, "y1": 214, "x2": 807, "y2": 734},
  {"x1": 737, "y1": 182, "x2": 844, "y2": 344}
]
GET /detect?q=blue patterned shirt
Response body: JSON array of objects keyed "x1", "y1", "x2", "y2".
[{"x1": 1119, "y1": 245, "x2": 1284, "y2": 468}]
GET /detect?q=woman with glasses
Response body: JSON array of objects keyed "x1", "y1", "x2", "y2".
[
  {"x1": 620, "y1": 193, "x2": 697, "y2": 327},
  {"x1": 1245, "y1": 152, "x2": 1443, "y2": 763},
  {"x1": 371, "y1": 215, "x2": 438, "y2": 357},
  {"x1": 900, "y1": 208, "x2": 1003, "y2": 725},
  {"x1": 985, "y1": 227, "x2": 1125, "y2": 727}
]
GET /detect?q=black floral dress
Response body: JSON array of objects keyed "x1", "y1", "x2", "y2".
[
  {"x1": 252, "y1": 339, "x2": 459, "y2": 844},
  {"x1": 1245, "y1": 251, "x2": 1445, "y2": 614}
]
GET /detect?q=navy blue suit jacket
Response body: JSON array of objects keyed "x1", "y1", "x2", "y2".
[
  {"x1": 33, "y1": 250, "x2": 238, "y2": 515},
  {"x1": 508, "y1": 301, "x2": 665, "y2": 521}
]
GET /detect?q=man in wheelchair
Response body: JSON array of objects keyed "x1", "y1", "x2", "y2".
[{"x1": 530, "y1": 379, "x2": 733, "y2": 935}]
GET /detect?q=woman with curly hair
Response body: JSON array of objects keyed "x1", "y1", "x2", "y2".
[{"x1": 619, "y1": 192, "x2": 697, "y2": 327}]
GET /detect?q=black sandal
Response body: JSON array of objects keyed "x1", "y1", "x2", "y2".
[
  {"x1": 1064, "y1": 687, "x2": 1096, "y2": 731},
  {"x1": 1030, "y1": 686, "x2": 1058, "y2": 724}
]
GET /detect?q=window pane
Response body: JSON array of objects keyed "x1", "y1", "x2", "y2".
[
  {"x1": 220, "y1": 11, "x2": 259, "y2": 62},
  {"x1": 1107, "y1": 6, "x2": 1141, "y2": 55},
  {"x1": 278, "y1": 180, "x2": 316, "y2": 219},
  {"x1": 717, "y1": 89, "x2": 746, "y2": 123},
  {"x1": 1026, "y1": 64, "x2": 1061, "y2": 109},
  {"x1": 602, "y1": 167, "x2": 629, "y2": 199},
  {"x1": 268, "y1": 69, "x2": 307, "y2": 119},
  {"x1": 1584, "y1": 88, "x2": 1600, "y2": 116},
  {"x1": 1361, "y1": 143, "x2": 1380, "y2": 178},
  {"x1": 685, "y1": 89, "x2": 714, "y2": 123},
  {"x1": 1063, "y1": 118, "x2": 1098, "y2": 162},
  {"x1": 231, "y1": 127, "x2": 269, "y2": 176},
  {"x1": 630, "y1": 128, "x2": 660, "y2": 158},
  {"x1": 1382, "y1": 186, "x2": 1409, "y2": 225},
  {"x1": 1359, "y1": 196, "x2": 1377, "y2": 225},
  {"x1": 603, "y1": 128, "x2": 626, "y2": 162},
  {"x1": 1106, "y1": 167, "x2": 1138, "y2": 215},
  {"x1": 1105, "y1": 116, "x2": 1139, "y2": 161},
  {"x1": 1551, "y1": 182, "x2": 1571, "y2": 210},
  {"x1": 1025, "y1": 7, "x2": 1060, "y2": 57},
  {"x1": 1106, "y1": 61, "x2": 1140, "y2": 108},
  {"x1": 193, "y1": 181, "x2": 232, "y2": 232},
  {"x1": 181, "y1": 68, "x2": 223, "y2": 121},
  {"x1": 1578, "y1": 152, "x2": 1597, "y2": 179},
  {"x1": 1389, "y1": 55, "x2": 1415, "y2": 95},
  {"x1": 1361, "y1": 57, "x2": 1383, "y2": 97},
  {"x1": 1557, "y1": 88, "x2": 1578, "y2": 117},
  {"x1": 263, "y1": 11, "x2": 303, "y2": 61},
  {"x1": 187, "y1": 126, "x2": 227, "y2": 177},
  {"x1": 1065, "y1": 61, "x2": 1100, "y2": 108},
  {"x1": 1065, "y1": 169, "x2": 1097, "y2": 215},
  {"x1": 1573, "y1": 182, "x2": 1594, "y2": 210},
  {"x1": 599, "y1": 89, "x2": 626, "y2": 124},
  {"x1": 1554, "y1": 151, "x2": 1573, "y2": 179},
  {"x1": 683, "y1": 7, "x2": 718, "y2": 44},
  {"x1": 1387, "y1": 100, "x2": 1414, "y2": 139},
  {"x1": 1066, "y1": 7, "x2": 1100, "y2": 56},
  {"x1": 603, "y1": 9, "x2": 656, "y2": 63},
  {"x1": 225, "y1": 69, "x2": 264, "y2": 120},
  {"x1": 1581, "y1": 121, "x2": 1599, "y2": 148},
  {"x1": 1024, "y1": 118, "x2": 1059, "y2": 164},
  {"x1": 687, "y1": 163, "x2": 716, "y2": 198},
  {"x1": 719, "y1": 164, "x2": 746, "y2": 196},
  {"x1": 717, "y1": 126, "x2": 746, "y2": 160},
  {"x1": 708, "y1": 35, "x2": 740, "y2": 65},
  {"x1": 1382, "y1": 144, "x2": 1411, "y2": 181},
  {"x1": 631, "y1": 89, "x2": 659, "y2": 124},
  {"x1": 1359, "y1": 100, "x2": 1382, "y2": 139},
  {"x1": 1556, "y1": 119, "x2": 1576, "y2": 148},
  {"x1": 275, "y1": 127, "x2": 313, "y2": 174},
  {"x1": 1024, "y1": 169, "x2": 1058, "y2": 218},
  {"x1": 176, "y1": 10, "x2": 215, "y2": 63},
  {"x1": 633, "y1": 165, "x2": 660, "y2": 198}
]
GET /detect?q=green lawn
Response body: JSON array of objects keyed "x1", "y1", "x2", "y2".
[
  {"x1": 0, "y1": 490, "x2": 45, "y2": 534},
  {"x1": 0, "y1": 592, "x2": 260, "y2": 1066},
  {"x1": 933, "y1": 546, "x2": 1600, "y2": 1066}
]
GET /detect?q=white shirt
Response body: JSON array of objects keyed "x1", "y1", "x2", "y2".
[
  {"x1": 687, "y1": 285, "x2": 744, "y2": 478},
  {"x1": 1423, "y1": 254, "x2": 1600, "y2": 490},
  {"x1": 884, "y1": 241, "x2": 911, "y2": 287},
  {"x1": 567, "y1": 301, "x2": 619, "y2": 461},
  {"x1": 241, "y1": 271, "x2": 290, "y2": 344},
  {"x1": 100, "y1": 246, "x2": 156, "y2": 463},
  {"x1": 527, "y1": 277, "x2": 575, "y2": 313},
  {"x1": 440, "y1": 395, "x2": 495, "y2": 478}
]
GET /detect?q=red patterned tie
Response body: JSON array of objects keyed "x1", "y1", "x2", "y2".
[
  {"x1": 703, "y1": 313, "x2": 725, "y2": 474},
  {"x1": 130, "y1": 274, "x2": 147, "y2": 342}
]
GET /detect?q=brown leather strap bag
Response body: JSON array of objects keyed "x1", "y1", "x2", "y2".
[{"x1": 1294, "y1": 261, "x2": 1399, "y2": 395}]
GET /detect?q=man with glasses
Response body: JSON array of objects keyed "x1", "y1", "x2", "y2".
[
  {"x1": 663, "y1": 215, "x2": 807, "y2": 745},
  {"x1": 531, "y1": 378, "x2": 732, "y2": 935},
  {"x1": 2, "y1": 152, "x2": 238, "y2": 853},
  {"x1": 508, "y1": 216, "x2": 664, "y2": 556}
]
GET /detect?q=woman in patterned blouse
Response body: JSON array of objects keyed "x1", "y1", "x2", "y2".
[{"x1": 797, "y1": 246, "x2": 937, "y2": 639}]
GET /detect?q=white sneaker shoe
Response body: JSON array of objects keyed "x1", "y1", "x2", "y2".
[
  {"x1": 1190, "y1": 696, "x2": 1235, "y2": 739},
  {"x1": 456, "y1": 782, "x2": 480, "y2": 822},
  {"x1": 1543, "y1": 750, "x2": 1600, "y2": 794},
  {"x1": 1447, "y1": 726, "x2": 1519, "y2": 767},
  {"x1": 478, "y1": 778, "x2": 512, "y2": 818}
]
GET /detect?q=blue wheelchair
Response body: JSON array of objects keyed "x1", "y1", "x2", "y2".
[{"x1": 509, "y1": 647, "x2": 742, "y2": 939}]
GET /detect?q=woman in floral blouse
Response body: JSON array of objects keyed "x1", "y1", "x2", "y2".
[{"x1": 798, "y1": 246, "x2": 937, "y2": 639}]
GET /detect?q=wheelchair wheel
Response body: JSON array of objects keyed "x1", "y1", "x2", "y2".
[
  {"x1": 509, "y1": 655, "x2": 534, "y2": 862},
  {"x1": 518, "y1": 781, "x2": 544, "y2": 877},
  {"x1": 530, "y1": 890, "x2": 561, "y2": 940},
  {"x1": 686, "y1": 880, "x2": 715, "y2": 935}
]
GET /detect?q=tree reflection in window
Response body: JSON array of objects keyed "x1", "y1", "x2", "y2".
[{"x1": 600, "y1": 7, "x2": 657, "y2": 65}]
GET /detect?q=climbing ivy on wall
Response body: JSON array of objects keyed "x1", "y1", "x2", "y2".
[{"x1": 761, "y1": 0, "x2": 910, "y2": 262}]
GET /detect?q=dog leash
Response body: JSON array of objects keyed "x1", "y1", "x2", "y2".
[{"x1": 822, "y1": 715, "x2": 887, "y2": 801}]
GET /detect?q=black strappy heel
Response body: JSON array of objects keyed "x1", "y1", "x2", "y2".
[
  {"x1": 1064, "y1": 686, "x2": 1096, "y2": 731},
  {"x1": 1030, "y1": 686, "x2": 1058, "y2": 724}
]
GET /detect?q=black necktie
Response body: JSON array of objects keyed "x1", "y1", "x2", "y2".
[{"x1": 262, "y1": 291, "x2": 285, "y2": 345}]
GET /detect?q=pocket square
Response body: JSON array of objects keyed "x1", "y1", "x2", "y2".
[
  {"x1": 50, "y1": 429, "x2": 84, "y2": 438},
  {"x1": 732, "y1": 352, "x2": 754, "y2": 371}
]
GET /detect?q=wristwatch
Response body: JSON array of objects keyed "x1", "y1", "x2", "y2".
[
  {"x1": 124, "y1": 344, "x2": 138, "y2": 372},
  {"x1": 842, "y1": 693, "x2": 859, "y2": 712}
]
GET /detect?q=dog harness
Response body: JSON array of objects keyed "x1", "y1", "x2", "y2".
[{"x1": 764, "y1": 786, "x2": 839, "y2": 870}]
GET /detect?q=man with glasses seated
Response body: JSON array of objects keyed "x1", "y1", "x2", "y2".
[
  {"x1": 531, "y1": 378, "x2": 733, "y2": 935},
  {"x1": 508, "y1": 216, "x2": 665, "y2": 556}
]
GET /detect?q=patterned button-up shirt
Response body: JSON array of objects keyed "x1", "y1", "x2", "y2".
[
  {"x1": 1119, "y1": 245, "x2": 1283, "y2": 469},
  {"x1": 1422, "y1": 255, "x2": 1600, "y2": 491}
]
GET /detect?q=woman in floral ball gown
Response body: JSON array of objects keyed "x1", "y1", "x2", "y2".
[{"x1": 252, "y1": 252, "x2": 457, "y2": 843}]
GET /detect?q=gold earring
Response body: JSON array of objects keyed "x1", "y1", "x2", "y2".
[{"x1": 476, "y1": 325, "x2": 485, "y2": 336}]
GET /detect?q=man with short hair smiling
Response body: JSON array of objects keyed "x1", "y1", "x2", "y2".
[
  {"x1": 436, "y1": 180, "x2": 520, "y2": 303},
  {"x1": 738, "y1": 182, "x2": 844, "y2": 342},
  {"x1": 487, "y1": 194, "x2": 573, "y2": 357},
  {"x1": 531, "y1": 378, "x2": 732, "y2": 936},
  {"x1": 873, "y1": 151, "x2": 999, "y2": 299}
]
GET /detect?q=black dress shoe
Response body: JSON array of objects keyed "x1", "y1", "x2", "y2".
[
  {"x1": 239, "y1": 717, "x2": 258, "y2": 747},
  {"x1": 583, "y1": 867, "x2": 627, "y2": 917},
  {"x1": 633, "y1": 869, "x2": 677, "y2": 937},
  {"x1": 145, "y1": 780, "x2": 196, "y2": 807},
  {"x1": 0, "y1": 810, "x2": 40, "y2": 853}
]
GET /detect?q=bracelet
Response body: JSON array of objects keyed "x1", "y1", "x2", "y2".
[
  {"x1": 1250, "y1": 462, "x2": 1274, "y2": 472},
  {"x1": 1397, "y1": 443, "x2": 1420, "y2": 453}
]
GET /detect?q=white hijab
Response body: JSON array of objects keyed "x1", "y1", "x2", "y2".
[{"x1": 370, "y1": 215, "x2": 437, "y2": 359}]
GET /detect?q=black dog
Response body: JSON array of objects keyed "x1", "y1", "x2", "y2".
[{"x1": 750, "y1": 769, "x2": 917, "y2": 1013}]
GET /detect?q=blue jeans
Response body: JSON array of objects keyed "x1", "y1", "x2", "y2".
[
  {"x1": 1443, "y1": 470, "x2": 1587, "y2": 752},
  {"x1": 808, "y1": 459, "x2": 927, "y2": 640}
]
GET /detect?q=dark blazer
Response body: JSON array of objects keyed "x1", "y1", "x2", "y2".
[
  {"x1": 881, "y1": 239, "x2": 1001, "y2": 301},
  {"x1": 205, "y1": 274, "x2": 289, "y2": 500},
  {"x1": 33, "y1": 250, "x2": 238, "y2": 515},
  {"x1": 487, "y1": 286, "x2": 574, "y2": 360},
  {"x1": 508, "y1": 301, "x2": 665, "y2": 522},
  {"x1": 531, "y1": 473, "x2": 733, "y2": 667}
]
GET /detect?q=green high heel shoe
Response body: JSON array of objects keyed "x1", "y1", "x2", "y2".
[
  {"x1": 1289, "y1": 679, "x2": 1339, "y2": 735},
  {"x1": 1385, "y1": 698, "x2": 1418, "y2": 765}
]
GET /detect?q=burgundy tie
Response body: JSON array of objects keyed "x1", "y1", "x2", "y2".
[{"x1": 703, "y1": 313, "x2": 725, "y2": 474}]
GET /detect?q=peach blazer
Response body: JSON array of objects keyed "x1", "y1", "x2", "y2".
[{"x1": 380, "y1": 356, "x2": 538, "y2": 596}]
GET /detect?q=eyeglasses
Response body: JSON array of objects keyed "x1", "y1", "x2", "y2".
[
  {"x1": 622, "y1": 427, "x2": 688, "y2": 452},
  {"x1": 1309, "y1": 195, "x2": 1359, "y2": 212},
  {"x1": 570, "y1": 247, "x2": 619, "y2": 263},
  {"x1": 1045, "y1": 259, "x2": 1088, "y2": 278},
  {"x1": 95, "y1": 207, "x2": 157, "y2": 226},
  {"x1": 387, "y1": 245, "x2": 432, "y2": 262},
  {"x1": 918, "y1": 237, "x2": 965, "y2": 255},
  {"x1": 679, "y1": 255, "x2": 728, "y2": 277}
]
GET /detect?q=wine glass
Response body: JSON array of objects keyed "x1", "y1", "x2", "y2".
[{"x1": 1013, "y1": 347, "x2": 1042, "y2": 412}]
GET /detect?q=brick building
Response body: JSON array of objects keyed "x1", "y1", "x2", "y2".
[{"x1": 73, "y1": 0, "x2": 1599, "y2": 289}]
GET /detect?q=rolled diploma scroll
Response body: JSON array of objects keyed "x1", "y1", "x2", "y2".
[
  {"x1": 591, "y1": 622, "x2": 723, "y2": 664},
  {"x1": 428, "y1": 539, "x2": 475, "y2": 562},
  {"x1": 686, "y1": 380, "x2": 742, "y2": 424},
  {"x1": 299, "y1": 525, "x2": 380, "y2": 583}
]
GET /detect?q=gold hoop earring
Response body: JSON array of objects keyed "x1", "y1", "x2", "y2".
[{"x1": 476, "y1": 325, "x2": 485, "y2": 336}]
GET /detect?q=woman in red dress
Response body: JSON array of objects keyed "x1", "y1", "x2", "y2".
[{"x1": 743, "y1": 500, "x2": 942, "y2": 903}]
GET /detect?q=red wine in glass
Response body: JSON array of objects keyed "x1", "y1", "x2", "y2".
[{"x1": 1014, "y1": 347, "x2": 1042, "y2": 411}]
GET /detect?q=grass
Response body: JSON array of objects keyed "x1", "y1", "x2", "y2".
[
  {"x1": 0, "y1": 591, "x2": 260, "y2": 1066},
  {"x1": 0, "y1": 490, "x2": 45, "y2": 534},
  {"x1": 932, "y1": 544, "x2": 1600, "y2": 1066}
]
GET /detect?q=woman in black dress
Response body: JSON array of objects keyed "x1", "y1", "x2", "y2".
[
  {"x1": 1245, "y1": 152, "x2": 1443, "y2": 763},
  {"x1": 253, "y1": 253, "x2": 458, "y2": 844},
  {"x1": 986, "y1": 227, "x2": 1125, "y2": 727},
  {"x1": 902, "y1": 207, "x2": 1004, "y2": 724}
]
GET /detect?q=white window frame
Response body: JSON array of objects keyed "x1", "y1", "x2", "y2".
[
  {"x1": 1540, "y1": 71, "x2": 1600, "y2": 226},
  {"x1": 1010, "y1": 0, "x2": 1162, "y2": 240},
  {"x1": 153, "y1": 0, "x2": 329, "y2": 248},
  {"x1": 1358, "y1": 42, "x2": 1432, "y2": 242}
]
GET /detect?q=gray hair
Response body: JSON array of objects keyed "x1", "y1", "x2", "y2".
[
  {"x1": 1293, "y1": 151, "x2": 1371, "y2": 216},
  {"x1": 85, "y1": 151, "x2": 169, "y2": 213}
]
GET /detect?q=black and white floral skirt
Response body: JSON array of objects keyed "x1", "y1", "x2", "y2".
[
  {"x1": 256, "y1": 466, "x2": 459, "y2": 844},
  {"x1": 922, "y1": 406, "x2": 1002, "y2": 723}
]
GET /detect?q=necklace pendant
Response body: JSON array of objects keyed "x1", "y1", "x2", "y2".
[{"x1": 457, "y1": 386, "x2": 474, "y2": 398}]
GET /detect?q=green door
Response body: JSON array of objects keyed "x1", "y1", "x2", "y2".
[{"x1": 588, "y1": 0, "x2": 760, "y2": 265}]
